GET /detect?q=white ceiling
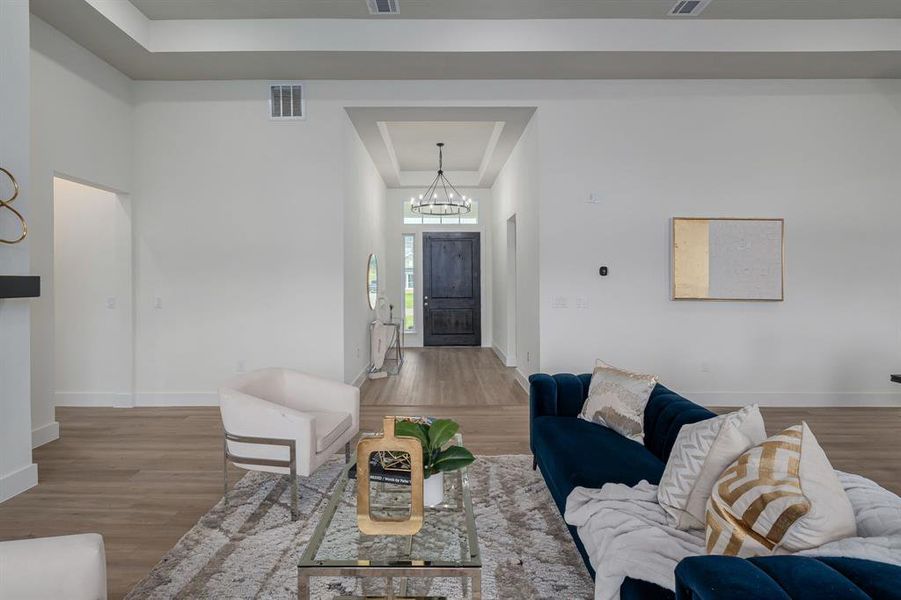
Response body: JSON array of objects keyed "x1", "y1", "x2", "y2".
[
  {"x1": 28, "y1": 0, "x2": 901, "y2": 79},
  {"x1": 128, "y1": 0, "x2": 901, "y2": 20},
  {"x1": 345, "y1": 107, "x2": 536, "y2": 188},
  {"x1": 386, "y1": 122, "x2": 498, "y2": 171}
]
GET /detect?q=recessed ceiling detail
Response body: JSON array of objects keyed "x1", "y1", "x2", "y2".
[
  {"x1": 27, "y1": 0, "x2": 901, "y2": 80},
  {"x1": 346, "y1": 107, "x2": 536, "y2": 188},
  {"x1": 385, "y1": 122, "x2": 498, "y2": 172},
  {"x1": 126, "y1": 0, "x2": 901, "y2": 21}
]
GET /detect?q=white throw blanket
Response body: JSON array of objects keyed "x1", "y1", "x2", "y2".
[{"x1": 564, "y1": 472, "x2": 901, "y2": 600}]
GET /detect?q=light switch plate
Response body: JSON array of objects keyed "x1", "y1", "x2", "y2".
[{"x1": 552, "y1": 296, "x2": 568, "y2": 309}]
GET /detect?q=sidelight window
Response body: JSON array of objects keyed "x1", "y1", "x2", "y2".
[{"x1": 403, "y1": 234, "x2": 415, "y2": 332}]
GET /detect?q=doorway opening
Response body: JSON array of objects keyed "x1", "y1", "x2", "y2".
[
  {"x1": 52, "y1": 176, "x2": 134, "y2": 407},
  {"x1": 422, "y1": 231, "x2": 481, "y2": 346}
]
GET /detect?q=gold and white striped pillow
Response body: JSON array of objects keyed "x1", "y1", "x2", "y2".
[{"x1": 706, "y1": 423, "x2": 856, "y2": 557}]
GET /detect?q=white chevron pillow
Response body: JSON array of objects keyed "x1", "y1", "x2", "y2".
[{"x1": 658, "y1": 405, "x2": 766, "y2": 530}]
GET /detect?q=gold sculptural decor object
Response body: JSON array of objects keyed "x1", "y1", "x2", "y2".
[
  {"x1": 356, "y1": 416, "x2": 424, "y2": 536},
  {"x1": 378, "y1": 416, "x2": 431, "y2": 473},
  {"x1": 0, "y1": 167, "x2": 27, "y2": 245}
]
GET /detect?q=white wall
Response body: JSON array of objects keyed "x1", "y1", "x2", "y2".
[
  {"x1": 30, "y1": 16, "x2": 134, "y2": 443},
  {"x1": 384, "y1": 188, "x2": 492, "y2": 349},
  {"x1": 535, "y1": 80, "x2": 901, "y2": 406},
  {"x1": 343, "y1": 118, "x2": 387, "y2": 384},
  {"x1": 53, "y1": 178, "x2": 133, "y2": 406},
  {"x1": 491, "y1": 119, "x2": 541, "y2": 379},
  {"x1": 20, "y1": 64, "x2": 900, "y2": 411},
  {"x1": 133, "y1": 81, "x2": 348, "y2": 402},
  {"x1": 0, "y1": 0, "x2": 37, "y2": 502}
]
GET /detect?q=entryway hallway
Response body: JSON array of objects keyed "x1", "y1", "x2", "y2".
[{"x1": 360, "y1": 347, "x2": 531, "y2": 456}]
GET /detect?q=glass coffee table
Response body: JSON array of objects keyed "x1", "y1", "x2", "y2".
[{"x1": 299, "y1": 436, "x2": 481, "y2": 599}]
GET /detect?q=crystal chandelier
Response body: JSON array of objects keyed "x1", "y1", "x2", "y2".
[{"x1": 410, "y1": 143, "x2": 473, "y2": 216}]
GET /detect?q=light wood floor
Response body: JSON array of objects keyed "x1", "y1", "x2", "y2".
[
  {"x1": 361, "y1": 347, "x2": 527, "y2": 406},
  {"x1": 0, "y1": 348, "x2": 898, "y2": 599}
]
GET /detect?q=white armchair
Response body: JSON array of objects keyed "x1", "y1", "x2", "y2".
[
  {"x1": 218, "y1": 368, "x2": 359, "y2": 519},
  {"x1": 0, "y1": 534, "x2": 107, "y2": 600}
]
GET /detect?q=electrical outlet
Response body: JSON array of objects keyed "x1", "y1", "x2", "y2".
[
  {"x1": 154, "y1": 296, "x2": 163, "y2": 309},
  {"x1": 526, "y1": 351, "x2": 531, "y2": 363},
  {"x1": 106, "y1": 297, "x2": 116, "y2": 309},
  {"x1": 236, "y1": 360, "x2": 246, "y2": 373},
  {"x1": 552, "y1": 296, "x2": 568, "y2": 309},
  {"x1": 700, "y1": 362, "x2": 711, "y2": 373},
  {"x1": 355, "y1": 347, "x2": 361, "y2": 359}
]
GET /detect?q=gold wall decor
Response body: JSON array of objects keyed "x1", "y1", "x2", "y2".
[
  {"x1": 356, "y1": 416, "x2": 424, "y2": 536},
  {"x1": 673, "y1": 217, "x2": 784, "y2": 301},
  {"x1": 0, "y1": 167, "x2": 27, "y2": 245}
]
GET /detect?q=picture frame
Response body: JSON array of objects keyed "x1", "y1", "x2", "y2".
[{"x1": 672, "y1": 217, "x2": 784, "y2": 301}]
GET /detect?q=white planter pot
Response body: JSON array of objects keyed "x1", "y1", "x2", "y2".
[{"x1": 423, "y1": 471, "x2": 444, "y2": 507}]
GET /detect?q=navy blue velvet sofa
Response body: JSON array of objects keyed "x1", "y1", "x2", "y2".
[{"x1": 529, "y1": 372, "x2": 901, "y2": 600}]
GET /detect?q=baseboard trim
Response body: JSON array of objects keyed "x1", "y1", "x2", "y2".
[
  {"x1": 491, "y1": 344, "x2": 507, "y2": 365},
  {"x1": 492, "y1": 344, "x2": 521, "y2": 368},
  {"x1": 55, "y1": 392, "x2": 220, "y2": 407},
  {"x1": 689, "y1": 391, "x2": 901, "y2": 408},
  {"x1": 32, "y1": 421, "x2": 60, "y2": 448},
  {"x1": 0, "y1": 463, "x2": 38, "y2": 503},
  {"x1": 134, "y1": 392, "x2": 219, "y2": 407},
  {"x1": 514, "y1": 367, "x2": 530, "y2": 394},
  {"x1": 350, "y1": 366, "x2": 369, "y2": 388},
  {"x1": 55, "y1": 392, "x2": 134, "y2": 408}
]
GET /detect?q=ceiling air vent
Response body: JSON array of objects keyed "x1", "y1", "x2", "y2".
[
  {"x1": 367, "y1": 0, "x2": 399, "y2": 15},
  {"x1": 269, "y1": 82, "x2": 304, "y2": 120},
  {"x1": 669, "y1": 0, "x2": 712, "y2": 16}
]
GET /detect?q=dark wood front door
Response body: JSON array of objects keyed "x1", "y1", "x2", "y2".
[{"x1": 423, "y1": 232, "x2": 481, "y2": 346}]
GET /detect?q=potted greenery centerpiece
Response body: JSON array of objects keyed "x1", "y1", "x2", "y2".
[{"x1": 395, "y1": 418, "x2": 475, "y2": 506}]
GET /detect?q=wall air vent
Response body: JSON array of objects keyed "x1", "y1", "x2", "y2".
[
  {"x1": 367, "y1": 0, "x2": 399, "y2": 15},
  {"x1": 669, "y1": 0, "x2": 712, "y2": 16},
  {"x1": 269, "y1": 82, "x2": 304, "y2": 120}
]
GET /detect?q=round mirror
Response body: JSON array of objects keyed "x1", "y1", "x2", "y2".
[{"x1": 367, "y1": 254, "x2": 379, "y2": 310}]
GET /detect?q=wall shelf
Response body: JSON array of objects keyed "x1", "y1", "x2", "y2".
[{"x1": 0, "y1": 275, "x2": 41, "y2": 299}]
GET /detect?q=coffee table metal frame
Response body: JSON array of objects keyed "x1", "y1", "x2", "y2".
[{"x1": 298, "y1": 436, "x2": 481, "y2": 600}]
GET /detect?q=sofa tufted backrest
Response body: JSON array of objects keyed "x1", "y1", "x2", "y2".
[
  {"x1": 643, "y1": 384, "x2": 716, "y2": 462},
  {"x1": 528, "y1": 373, "x2": 715, "y2": 462}
]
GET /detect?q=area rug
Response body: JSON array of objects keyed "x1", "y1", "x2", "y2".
[{"x1": 125, "y1": 455, "x2": 593, "y2": 599}]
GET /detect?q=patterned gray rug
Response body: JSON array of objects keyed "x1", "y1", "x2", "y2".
[{"x1": 126, "y1": 455, "x2": 593, "y2": 599}]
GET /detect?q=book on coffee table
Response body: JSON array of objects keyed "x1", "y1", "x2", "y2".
[{"x1": 348, "y1": 453, "x2": 411, "y2": 486}]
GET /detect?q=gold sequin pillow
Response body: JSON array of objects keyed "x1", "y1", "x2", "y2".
[
  {"x1": 706, "y1": 423, "x2": 856, "y2": 557},
  {"x1": 579, "y1": 362, "x2": 658, "y2": 444}
]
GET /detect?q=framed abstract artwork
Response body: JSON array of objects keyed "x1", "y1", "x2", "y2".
[{"x1": 672, "y1": 217, "x2": 784, "y2": 301}]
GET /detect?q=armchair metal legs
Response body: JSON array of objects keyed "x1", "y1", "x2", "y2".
[
  {"x1": 223, "y1": 430, "x2": 299, "y2": 520},
  {"x1": 344, "y1": 441, "x2": 351, "y2": 463}
]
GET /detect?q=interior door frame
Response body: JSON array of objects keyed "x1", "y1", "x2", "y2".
[
  {"x1": 505, "y1": 215, "x2": 517, "y2": 367},
  {"x1": 422, "y1": 231, "x2": 481, "y2": 347}
]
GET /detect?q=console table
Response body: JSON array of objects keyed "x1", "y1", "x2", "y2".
[{"x1": 893, "y1": 374, "x2": 901, "y2": 384}]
